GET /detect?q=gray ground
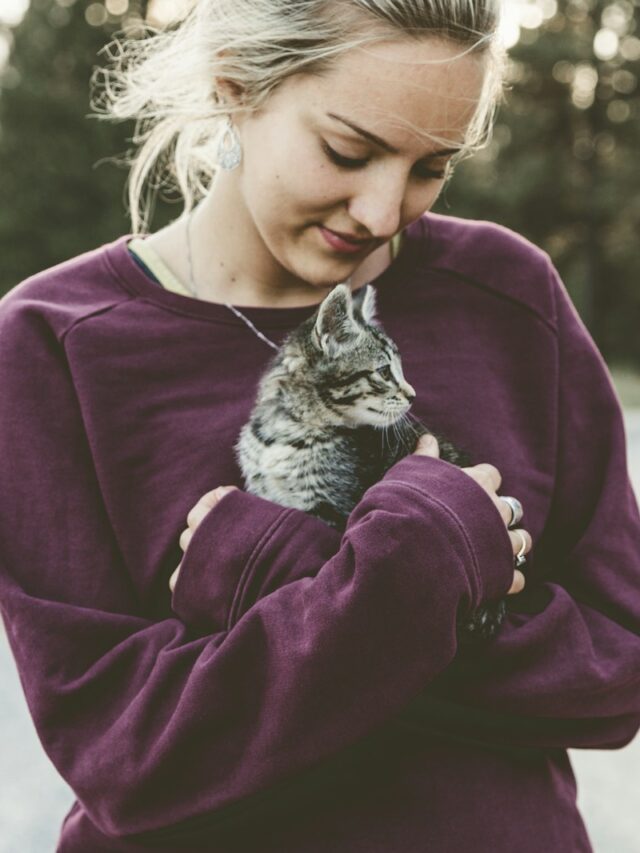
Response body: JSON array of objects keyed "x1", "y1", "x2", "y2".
[{"x1": 1, "y1": 411, "x2": 639, "y2": 853}]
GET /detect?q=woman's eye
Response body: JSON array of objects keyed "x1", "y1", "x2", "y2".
[
  {"x1": 414, "y1": 161, "x2": 452, "y2": 181},
  {"x1": 376, "y1": 365, "x2": 393, "y2": 381},
  {"x1": 322, "y1": 139, "x2": 453, "y2": 180},
  {"x1": 322, "y1": 142, "x2": 369, "y2": 170}
]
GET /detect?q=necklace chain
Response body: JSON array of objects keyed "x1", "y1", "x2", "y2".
[
  {"x1": 185, "y1": 210, "x2": 361, "y2": 354},
  {"x1": 185, "y1": 211, "x2": 281, "y2": 352}
]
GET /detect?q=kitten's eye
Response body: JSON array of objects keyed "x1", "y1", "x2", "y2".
[{"x1": 376, "y1": 365, "x2": 393, "y2": 382}]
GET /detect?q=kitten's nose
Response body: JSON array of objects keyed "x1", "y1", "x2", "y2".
[{"x1": 402, "y1": 381, "x2": 416, "y2": 402}]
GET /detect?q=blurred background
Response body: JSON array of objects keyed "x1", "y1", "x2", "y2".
[
  {"x1": 0, "y1": 1, "x2": 639, "y2": 851},
  {"x1": 1, "y1": 0, "x2": 640, "y2": 372}
]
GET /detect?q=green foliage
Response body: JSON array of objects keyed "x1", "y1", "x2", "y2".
[
  {"x1": 436, "y1": 0, "x2": 640, "y2": 366},
  {"x1": 0, "y1": 0, "x2": 172, "y2": 291}
]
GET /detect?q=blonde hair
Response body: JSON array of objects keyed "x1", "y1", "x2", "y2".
[{"x1": 92, "y1": 0, "x2": 506, "y2": 233}]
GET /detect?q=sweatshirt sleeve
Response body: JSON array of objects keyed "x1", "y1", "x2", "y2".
[
  {"x1": 397, "y1": 262, "x2": 640, "y2": 752},
  {"x1": 170, "y1": 488, "x2": 342, "y2": 634},
  {"x1": 0, "y1": 295, "x2": 514, "y2": 841},
  {"x1": 170, "y1": 454, "x2": 510, "y2": 634}
]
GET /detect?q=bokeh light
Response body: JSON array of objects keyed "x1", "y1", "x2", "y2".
[
  {"x1": 0, "y1": 0, "x2": 30, "y2": 28},
  {"x1": 105, "y1": 0, "x2": 129, "y2": 14},
  {"x1": 594, "y1": 29, "x2": 620, "y2": 61},
  {"x1": 85, "y1": 3, "x2": 108, "y2": 28},
  {"x1": 601, "y1": 2, "x2": 634, "y2": 35},
  {"x1": 571, "y1": 62, "x2": 599, "y2": 110},
  {"x1": 620, "y1": 36, "x2": 640, "y2": 62},
  {"x1": 0, "y1": 30, "x2": 12, "y2": 68},
  {"x1": 147, "y1": 0, "x2": 193, "y2": 27},
  {"x1": 499, "y1": 0, "x2": 559, "y2": 50},
  {"x1": 607, "y1": 99, "x2": 632, "y2": 123}
]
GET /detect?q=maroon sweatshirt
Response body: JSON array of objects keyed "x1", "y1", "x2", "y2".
[{"x1": 0, "y1": 213, "x2": 638, "y2": 852}]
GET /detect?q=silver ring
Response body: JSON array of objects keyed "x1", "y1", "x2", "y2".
[
  {"x1": 514, "y1": 530, "x2": 527, "y2": 568},
  {"x1": 502, "y1": 496, "x2": 523, "y2": 530}
]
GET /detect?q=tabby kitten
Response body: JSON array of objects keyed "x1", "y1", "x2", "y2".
[{"x1": 235, "y1": 284, "x2": 506, "y2": 641}]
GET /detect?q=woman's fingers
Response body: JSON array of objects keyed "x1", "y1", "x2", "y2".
[
  {"x1": 411, "y1": 449, "x2": 530, "y2": 598},
  {"x1": 186, "y1": 501, "x2": 215, "y2": 529},
  {"x1": 497, "y1": 496, "x2": 516, "y2": 527},
  {"x1": 506, "y1": 529, "x2": 531, "y2": 596},
  {"x1": 179, "y1": 485, "x2": 239, "y2": 555},
  {"x1": 508, "y1": 570, "x2": 526, "y2": 595},
  {"x1": 469, "y1": 462, "x2": 502, "y2": 492},
  {"x1": 179, "y1": 527, "x2": 193, "y2": 552},
  {"x1": 172, "y1": 486, "x2": 240, "y2": 591},
  {"x1": 186, "y1": 485, "x2": 238, "y2": 527},
  {"x1": 414, "y1": 433, "x2": 440, "y2": 458},
  {"x1": 169, "y1": 564, "x2": 181, "y2": 593},
  {"x1": 460, "y1": 465, "x2": 518, "y2": 527},
  {"x1": 509, "y1": 528, "x2": 532, "y2": 556}
]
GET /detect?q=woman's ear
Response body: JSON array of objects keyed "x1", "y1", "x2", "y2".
[{"x1": 215, "y1": 76, "x2": 246, "y2": 109}]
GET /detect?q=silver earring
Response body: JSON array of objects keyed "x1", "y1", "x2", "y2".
[{"x1": 217, "y1": 117, "x2": 242, "y2": 171}]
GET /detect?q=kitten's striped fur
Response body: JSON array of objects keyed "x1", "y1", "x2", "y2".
[{"x1": 235, "y1": 284, "x2": 506, "y2": 641}]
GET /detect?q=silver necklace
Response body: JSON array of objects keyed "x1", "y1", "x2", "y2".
[
  {"x1": 185, "y1": 211, "x2": 356, "y2": 353},
  {"x1": 185, "y1": 211, "x2": 280, "y2": 352}
]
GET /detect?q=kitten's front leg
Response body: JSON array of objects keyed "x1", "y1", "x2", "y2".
[{"x1": 457, "y1": 599, "x2": 507, "y2": 645}]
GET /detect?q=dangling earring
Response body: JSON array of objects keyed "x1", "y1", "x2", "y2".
[{"x1": 217, "y1": 117, "x2": 242, "y2": 171}]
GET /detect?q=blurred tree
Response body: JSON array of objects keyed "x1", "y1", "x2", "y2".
[
  {"x1": 437, "y1": 0, "x2": 640, "y2": 366},
  {"x1": 0, "y1": 0, "x2": 165, "y2": 292}
]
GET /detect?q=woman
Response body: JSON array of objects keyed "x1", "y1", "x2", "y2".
[{"x1": 0, "y1": 1, "x2": 638, "y2": 851}]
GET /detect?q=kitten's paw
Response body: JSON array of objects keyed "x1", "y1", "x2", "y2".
[
  {"x1": 457, "y1": 599, "x2": 507, "y2": 644},
  {"x1": 439, "y1": 439, "x2": 472, "y2": 468}
]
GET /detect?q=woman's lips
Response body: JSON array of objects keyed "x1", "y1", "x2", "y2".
[{"x1": 318, "y1": 226, "x2": 373, "y2": 255}]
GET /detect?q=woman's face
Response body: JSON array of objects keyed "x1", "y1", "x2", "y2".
[{"x1": 232, "y1": 36, "x2": 487, "y2": 287}]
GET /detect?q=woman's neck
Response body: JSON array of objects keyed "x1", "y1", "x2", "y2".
[{"x1": 144, "y1": 187, "x2": 395, "y2": 308}]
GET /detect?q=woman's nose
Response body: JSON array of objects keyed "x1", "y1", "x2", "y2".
[{"x1": 348, "y1": 176, "x2": 406, "y2": 239}]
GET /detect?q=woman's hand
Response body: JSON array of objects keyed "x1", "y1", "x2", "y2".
[
  {"x1": 169, "y1": 486, "x2": 239, "y2": 593},
  {"x1": 414, "y1": 434, "x2": 530, "y2": 596}
]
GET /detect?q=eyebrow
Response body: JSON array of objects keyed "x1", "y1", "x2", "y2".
[{"x1": 327, "y1": 112, "x2": 462, "y2": 158}]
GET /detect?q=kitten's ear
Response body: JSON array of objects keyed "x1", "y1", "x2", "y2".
[
  {"x1": 313, "y1": 284, "x2": 359, "y2": 356},
  {"x1": 352, "y1": 284, "x2": 378, "y2": 325}
]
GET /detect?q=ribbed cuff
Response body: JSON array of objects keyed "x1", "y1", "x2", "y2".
[
  {"x1": 171, "y1": 490, "x2": 340, "y2": 634},
  {"x1": 380, "y1": 455, "x2": 514, "y2": 604},
  {"x1": 171, "y1": 490, "x2": 286, "y2": 633}
]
